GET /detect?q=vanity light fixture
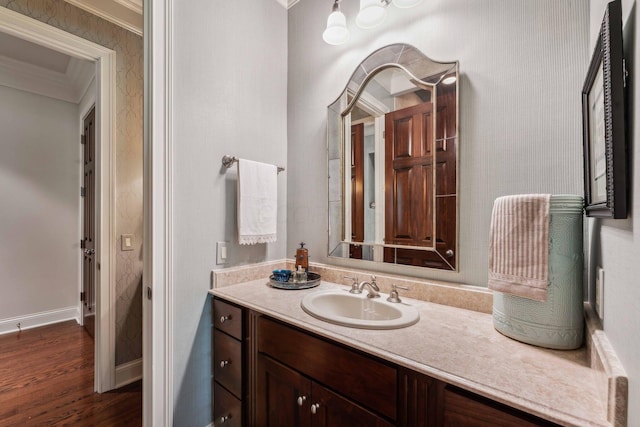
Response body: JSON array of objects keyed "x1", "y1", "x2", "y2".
[
  {"x1": 324, "y1": 0, "x2": 424, "y2": 45},
  {"x1": 323, "y1": 0, "x2": 350, "y2": 45}
]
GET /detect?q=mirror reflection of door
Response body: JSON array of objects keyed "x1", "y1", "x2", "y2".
[
  {"x1": 384, "y1": 101, "x2": 435, "y2": 266},
  {"x1": 82, "y1": 106, "x2": 96, "y2": 338},
  {"x1": 350, "y1": 123, "x2": 364, "y2": 259},
  {"x1": 383, "y1": 84, "x2": 457, "y2": 268}
]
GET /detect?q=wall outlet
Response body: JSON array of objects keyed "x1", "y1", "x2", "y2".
[
  {"x1": 216, "y1": 241, "x2": 228, "y2": 265},
  {"x1": 595, "y1": 267, "x2": 604, "y2": 320}
]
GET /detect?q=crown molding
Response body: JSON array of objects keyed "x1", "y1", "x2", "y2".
[
  {"x1": 0, "y1": 54, "x2": 94, "y2": 103},
  {"x1": 113, "y1": 0, "x2": 143, "y2": 15},
  {"x1": 275, "y1": 0, "x2": 300, "y2": 9},
  {"x1": 64, "y1": 0, "x2": 143, "y2": 36}
]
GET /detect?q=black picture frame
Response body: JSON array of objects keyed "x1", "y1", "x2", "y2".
[{"x1": 582, "y1": 0, "x2": 627, "y2": 218}]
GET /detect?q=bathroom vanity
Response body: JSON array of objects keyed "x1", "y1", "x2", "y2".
[{"x1": 210, "y1": 274, "x2": 620, "y2": 427}]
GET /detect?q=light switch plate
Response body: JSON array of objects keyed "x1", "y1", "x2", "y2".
[
  {"x1": 216, "y1": 241, "x2": 228, "y2": 265},
  {"x1": 121, "y1": 234, "x2": 134, "y2": 251},
  {"x1": 595, "y1": 267, "x2": 604, "y2": 320}
]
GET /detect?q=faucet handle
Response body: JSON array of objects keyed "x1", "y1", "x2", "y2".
[
  {"x1": 387, "y1": 284, "x2": 408, "y2": 303},
  {"x1": 344, "y1": 275, "x2": 361, "y2": 293},
  {"x1": 343, "y1": 275, "x2": 357, "y2": 284}
]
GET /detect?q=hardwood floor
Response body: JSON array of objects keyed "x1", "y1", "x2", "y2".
[{"x1": 0, "y1": 321, "x2": 141, "y2": 426}]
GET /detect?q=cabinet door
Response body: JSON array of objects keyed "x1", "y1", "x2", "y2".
[
  {"x1": 256, "y1": 355, "x2": 311, "y2": 427},
  {"x1": 442, "y1": 385, "x2": 557, "y2": 427},
  {"x1": 310, "y1": 382, "x2": 394, "y2": 427}
]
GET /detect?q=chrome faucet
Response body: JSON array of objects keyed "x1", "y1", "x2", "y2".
[{"x1": 356, "y1": 275, "x2": 380, "y2": 298}]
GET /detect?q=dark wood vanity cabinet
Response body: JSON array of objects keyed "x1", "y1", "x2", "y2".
[
  {"x1": 212, "y1": 298, "x2": 246, "y2": 427},
  {"x1": 212, "y1": 297, "x2": 560, "y2": 427},
  {"x1": 256, "y1": 316, "x2": 396, "y2": 426}
]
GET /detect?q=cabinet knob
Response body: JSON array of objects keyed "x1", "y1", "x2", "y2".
[
  {"x1": 220, "y1": 315, "x2": 232, "y2": 323},
  {"x1": 310, "y1": 403, "x2": 320, "y2": 414},
  {"x1": 220, "y1": 360, "x2": 230, "y2": 368},
  {"x1": 219, "y1": 415, "x2": 230, "y2": 423},
  {"x1": 445, "y1": 249, "x2": 454, "y2": 258},
  {"x1": 297, "y1": 395, "x2": 307, "y2": 406}
]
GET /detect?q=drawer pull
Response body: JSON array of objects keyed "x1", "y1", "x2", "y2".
[
  {"x1": 297, "y1": 395, "x2": 307, "y2": 406},
  {"x1": 220, "y1": 315, "x2": 232, "y2": 323},
  {"x1": 310, "y1": 403, "x2": 320, "y2": 414},
  {"x1": 219, "y1": 415, "x2": 231, "y2": 423},
  {"x1": 219, "y1": 360, "x2": 230, "y2": 368}
]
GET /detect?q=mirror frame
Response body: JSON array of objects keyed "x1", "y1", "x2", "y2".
[{"x1": 327, "y1": 43, "x2": 459, "y2": 271}]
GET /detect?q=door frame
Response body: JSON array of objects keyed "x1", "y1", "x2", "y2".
[
  {"x1": 144, "y1": 0, "x2": 174, "y2": 424},
  {"x1": 0, "y1": 7, "x2": 117, "y2": 393}
]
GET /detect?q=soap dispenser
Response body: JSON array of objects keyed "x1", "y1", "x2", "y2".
[{"x1": 295, "y1": 242, "x2": 309, "y2": 271}]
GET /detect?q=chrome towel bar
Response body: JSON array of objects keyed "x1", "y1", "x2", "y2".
[{"x1": 221, "y1": 155, "x2": 285, "y2": 173}]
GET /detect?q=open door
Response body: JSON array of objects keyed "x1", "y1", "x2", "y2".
[{"x1": 82, "y1": 106, "x2": 96, "y2": 338}]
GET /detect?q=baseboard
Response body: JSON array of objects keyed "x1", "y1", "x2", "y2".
[
  {"x1": 115, "y1": 358, "x2": 142, "y2": 388},
  {"x1": 0, "y1": 306, "x2": 78, "y2": 335}
]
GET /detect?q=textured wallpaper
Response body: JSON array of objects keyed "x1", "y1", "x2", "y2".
[
  {"x1": 0, "y1": 0, "x2": 144, "y2": 366},
  {"x1": 287, "y1": 0, "x2": 589, "y2": 288}
]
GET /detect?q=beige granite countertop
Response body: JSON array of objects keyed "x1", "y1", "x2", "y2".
[{"x1": 210, "y1": 279, "x2": 611, "y2": 427}]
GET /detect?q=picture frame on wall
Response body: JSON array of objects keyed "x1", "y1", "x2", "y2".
[{"x1": 582, "y1": 0, "x2": 627, "y2": 219}]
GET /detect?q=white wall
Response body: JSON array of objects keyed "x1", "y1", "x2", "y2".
[
  {"x1": 0, "y1": 85, "x2": 79, "y2": 324},
  {"x1": 287, "y1": 0, "x2": 589, "y2": 286},
  {"x1": 170, "y1": 0, "x2": 287, "y2": 425},
  {"x1": 588, "y1": 0, "x2": 640, "y2": 424}
]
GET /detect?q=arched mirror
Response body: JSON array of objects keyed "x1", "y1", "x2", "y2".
[{"x1": 328, "y1": 44, "x2": 459, "y2": 270}]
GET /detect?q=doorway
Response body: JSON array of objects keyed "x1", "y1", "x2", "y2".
[
  {"x1": 82, "y1": 106, "x2": 96, "y2": 338},
  {"x1": 0, "y1": 7, "x2": 117, "y2": 392}
]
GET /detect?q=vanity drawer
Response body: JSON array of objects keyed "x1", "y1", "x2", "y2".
[
  {"x1": 213, "y1": 382, "x2": 242, "y2": 427},
  {"x1": 214, "y1": 329, "x2": 242, "y2": 398},
  {"x1": 214, "y1": 298, "x2": 243, "y2": 339},
  {"x1": 257, "y1": 316, "x2": 397, "y2": 421}
]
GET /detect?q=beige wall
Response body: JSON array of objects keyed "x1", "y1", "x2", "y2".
[{"x1": 0, "y1": 0, "x2": 143, "y2": 365}]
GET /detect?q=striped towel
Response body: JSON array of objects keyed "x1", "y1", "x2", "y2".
[{"x1": 488, "y1": 194, "x2": 551, "y2": 302}]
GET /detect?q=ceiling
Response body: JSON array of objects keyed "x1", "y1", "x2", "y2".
[{"x1": 0, "y1": 31, "x2": 94, "y2": 103}]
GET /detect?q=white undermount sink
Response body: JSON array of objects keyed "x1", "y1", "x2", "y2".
[{"x1": 300, "y1": 289, "x2": 420, "y2": 329}]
